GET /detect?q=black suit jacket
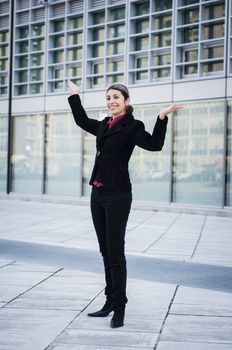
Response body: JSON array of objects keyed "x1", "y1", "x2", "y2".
[{"x1": 68, "y1": 94, "x2": 168, "y2": 192}]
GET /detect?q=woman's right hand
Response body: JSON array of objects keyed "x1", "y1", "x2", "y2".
[{"x1": 68, "y1": 79, "x2": 82, "y2": 95}]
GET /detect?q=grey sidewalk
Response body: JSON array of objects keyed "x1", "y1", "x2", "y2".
[{"x1": 0, "y1": 198, "x2": 232, "y2": 350}]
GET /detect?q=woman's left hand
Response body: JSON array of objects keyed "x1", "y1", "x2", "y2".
[{"x1": 159, "y1": 103, "x2": 183, "y2": 120}]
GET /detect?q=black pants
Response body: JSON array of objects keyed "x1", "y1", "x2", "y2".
[{"x1": 90, "y1": 186, "x2": 132, "y2": 308}]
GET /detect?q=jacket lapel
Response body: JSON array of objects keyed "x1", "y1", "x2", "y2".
[{"x1": 97, "y1": 113, "x2": 134, "y2": 150}]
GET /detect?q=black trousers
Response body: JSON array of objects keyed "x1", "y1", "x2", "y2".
[{"x1": 90, "y1": 186, "x2": 132, "y2": 308}]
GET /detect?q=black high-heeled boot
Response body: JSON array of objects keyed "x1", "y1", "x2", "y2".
[
  {"x1": 87, "y1": 300, "x2": 113, "y2": 317},
  {"x1": 110, "y1": 305, "x2": 125, "y2": 328}
]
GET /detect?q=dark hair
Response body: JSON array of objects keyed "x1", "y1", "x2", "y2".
[{"x1": 106, "y1": 84, "x2": 134, "y2": 113}]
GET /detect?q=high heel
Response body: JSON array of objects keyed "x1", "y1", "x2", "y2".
[
  {"x1": 110, "y1": 306, "x2": 125, "y2": 328},
  {"x1": 87, "y1": 300, "x2": 113, "y2": 317}
]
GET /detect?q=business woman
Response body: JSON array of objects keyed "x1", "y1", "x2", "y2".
[{"x1": 68, "y1": 80, "x2": 182, "y2": 328}]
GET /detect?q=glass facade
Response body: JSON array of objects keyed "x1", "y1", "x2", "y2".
[
  {"x1": 227, "y1": 101, "x2": 232, "y2": 206},
  {"x1": 0, "y1": 116, "x2": 8, "y2": 192},
  {"x1": 173, "y1": 101, "x2": 224, "y2": 206},
  {"x1": 45, "y1": 113, "x2": 82, "y2": 196},
  {"x1": 0, "y1": 0, "x2": 232, "y2": 211},
  {"x1": 0, "y1": 0, "x2": 231, "y2": 96},
  {"x1": 12, "y1": 115, "x2": 44, "y2": 194}
]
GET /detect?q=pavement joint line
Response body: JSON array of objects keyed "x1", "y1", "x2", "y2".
[
  {"x1": 60, "y1": 228, "x2": 95, "y2": 243},
  {"x1": 169, "y1": 312, "x2": 232, "y2": 318},
  {"x1": 191, "y1": 215, "x2": 207, "y2": 259},
  {"x1": 0, "y1": 260, "x2": 16, "y2": 269},
  {"x1": 43, "y1": 287, "x2": 105, "y2": 350},
  {"x1": 153, "y1": 285, "x2": 179, "y2": 350},
  {"x1": 127, "y1": 211, "x2": 155, "y2": 232},
  {"x1": 1, "y1": 267, "x2": 64, "y2": 308},
  {"x1": 143, "y1": 213, "x2": 182, "y2": 253}
]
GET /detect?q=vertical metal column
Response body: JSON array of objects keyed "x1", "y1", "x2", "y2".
[{"x1": 6, "y1": 0, "x2": 15, "y2": 194}]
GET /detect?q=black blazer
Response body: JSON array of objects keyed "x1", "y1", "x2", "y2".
[{"x1": 68, "y1": 94, "x2": 168, "y2": 193}]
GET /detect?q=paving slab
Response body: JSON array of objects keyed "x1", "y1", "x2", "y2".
[
  {"x1": 51, "y1": 328, "x2": 158, "y2": 348},
  {"x1": 0, "y1": 308, "x2": 77, "y2": 350},
  {"x1": 161, "y1": 314, "x2": 232, "y2": 343},
  {"x1": 156, "y1": 341, "x2": 232, "y2": 350}
]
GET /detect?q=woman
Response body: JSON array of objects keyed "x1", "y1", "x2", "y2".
[{"x1": 68, "y1": 80, "x2": 182, "y2": 328}]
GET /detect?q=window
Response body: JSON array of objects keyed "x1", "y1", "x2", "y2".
[
  {"x1": 204, "y1": 23, "x2": 224, "y2": 40},
  {"x1": 52, "y1": 20, "x2": 64, "y2": 33},
  {"x1": 183, "y1": 64, "x2": 198, "y2": 75},
  {"x1": 31, "y1": 39, "x2": 44, "y2": 51},
  {"x1": 69, "y1": 16, "x2": 83, "y2": 29},
  {"x1": 32, "y1": 24, "x2": 45, "y2": 36},
  {"x1": 93, "y1": 76, "x2": 104, "y2": 86},
  {"x1": 136, "y1": 56, "x2": 148, "y2": 68},
  {"x1": 31, "y1": 54, "x2": 44, "y2": 66},
  {"x1": 109, "y1": 7, "x2": 125, "y2": 21},
  {"x1": 153, "y1": 32, "x2": 171, "y2": 47},
  {"x1": 69, "y1": 33, "x2": 83, "y2": 45},
  {"x1": 204, "y1": 4, "x2": 225, "y2": 20},
  {"x1": 67, "y1": 48, "x2": 82, "y2": 61},
  {"x1": 173, "y1": 101, "x2": 224, "y2": 205},
  {"x1": 183, "y1": 9, "x2": 199, "y2": 24},
  {"x1": 136, "y1": 19, "x2": 149, "y2": 34},
  {"x1": 152, "y1": 68, "x2": 170, "y2": 78},
  {"x1": 0, "y1": 31, "x2": 9, "y2": 42},
  {"x1": 136, "y1": 71, "x2": 148, "y2": 81},
  {"x1": 31, "y1": 68, "x2": 43, "y2": 81},
  {"x1": 18, "y1": 55, "x2": 29, "y2": 68},
  {"x1": 108, "y1": 60, "x2": 124, "y2": 72},
  {"x1": 92, "y1": 44, "x2": 104, "y2": 58},
  {"x1": 135, "y1": 2, "x2": 149, "y2": 16},
  {"x1": 184, "y1": 49, "x2": 198, "y2": 62},
  {"x1": 68, "y1": 66, "x2": 82, "y2": 77},
  {"x1": 12, "y1": 115, "x2": 44, "y2": 194},
  {"x1": 93, "y1": 63, "x2": 104, "y2": 74},
  {"x1": 183, "y1": 28, "x2": 199, "y2": 43},
  {"x1": 152, "y1": 53, "x2": 171, "y2": 66},
  {"x1": 18, "y1": 70, "x2": 28, "y2": 83},
  {"x1": 203, "y1": 46, "x2": 224, "y2": 59},
  {"x1": 54, "y1": 68, "x2": 64, "y2": 79},
  {"x1": 18, "y1": 27, "x2": 29, "y2": 39},
  {"x1": 53, "y1": 51, "x2": 64, "y2": 63},
  {"x1": 108, "y1": 41, "x2": 124, "y2": 55},
  {"x1": 135, "y1": 36, "x2": 149, "y2": 51},
  {"x1": 202, "y1": 61, "x2": 223, "y2": 73},
  {"x1": 92, "y1": 28, "x2": 105, "y2": 41},
  {"x1": 93, "y1": 12, "x2": 105, "y2": 25},
  {"x1": 156, "y1": 0, "x2": 172, "y2": 11},
  {"x1": 154, "y1": 15, "x2": 172, "y2": 29},
  {"x1": 52, "y1": 35, "x2": 65, "y2": 48},
  {"x1": 108, "y1": 24, "x2": 125, "y2": 38},
  {"x1": 17, "y1": 41, "x2": 28, "y2": 54}
]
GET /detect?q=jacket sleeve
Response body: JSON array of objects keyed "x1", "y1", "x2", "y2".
[
  {"x1": 68, "y1": 94, "x2": 100, "y2": 136},
  {"x1": 134, "y1": 116, "x2": 168, "y2": 151}
]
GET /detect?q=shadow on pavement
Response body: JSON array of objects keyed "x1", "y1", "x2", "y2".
[{"x1": 0, "y1": 238, "x2": 231, "y2": 294}]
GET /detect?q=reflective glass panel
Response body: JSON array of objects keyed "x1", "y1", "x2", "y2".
[
  {"x1": 82, "y1": 109, "x2": 106, "y2": 196},
  {"x1": 226, "y1": 100, "x2": 232, "y2": 206},
  {"x1": 45, "y1": 113, "x2": 82, "y2": 196},
  {"x1": 173, "y1": 101, "x2": 224, "y2": 205},
  {"x1": 12, "y1": 115, "x2": 44, "y2": 194},
  {"x1": 0, "y1": 116, "x2": 8, "y2": 192},
  {"x1": 131, "y1": 105, "x2": 170, "y2": 202}
]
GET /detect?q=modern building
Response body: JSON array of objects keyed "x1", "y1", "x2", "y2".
[{"x1": 0, "y1": 0, "x2": 232, "y2": 213}]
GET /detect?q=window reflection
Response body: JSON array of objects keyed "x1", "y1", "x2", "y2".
[
  {"x1": 131, "y1": 106, "x2": 170, "y2": 202},
  {"x1": 12, "y1": 115, "x2": 44, "y2": 194},
  {"x1": 45, "y1": 113, "x2": 82, "y2": 196},
  {"x1": 0, "y1": 116, "x2": 8, "y2": 192},
  {"x1": 226, "y1": 101, "x2": 232, "y2": 206},
  {"x1": 82, "y1": 109, "x2": 107, "y2": 196},
  {"x1": 173, "y1": 101, "x2": 224, "y2": 205}
]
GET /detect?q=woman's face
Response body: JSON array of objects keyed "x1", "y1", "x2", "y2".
[{"x1": 106, "y1": 89, "x2": 129, "y2": 118}]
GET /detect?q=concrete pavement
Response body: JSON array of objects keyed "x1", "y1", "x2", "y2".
[{"x1": 0, "y1": 198, "x2": 232, "y2": 349}]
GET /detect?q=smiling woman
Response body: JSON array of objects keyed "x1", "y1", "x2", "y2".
[{"x1": 67, "y1": 79, "x2": 182, "y2": 329}]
